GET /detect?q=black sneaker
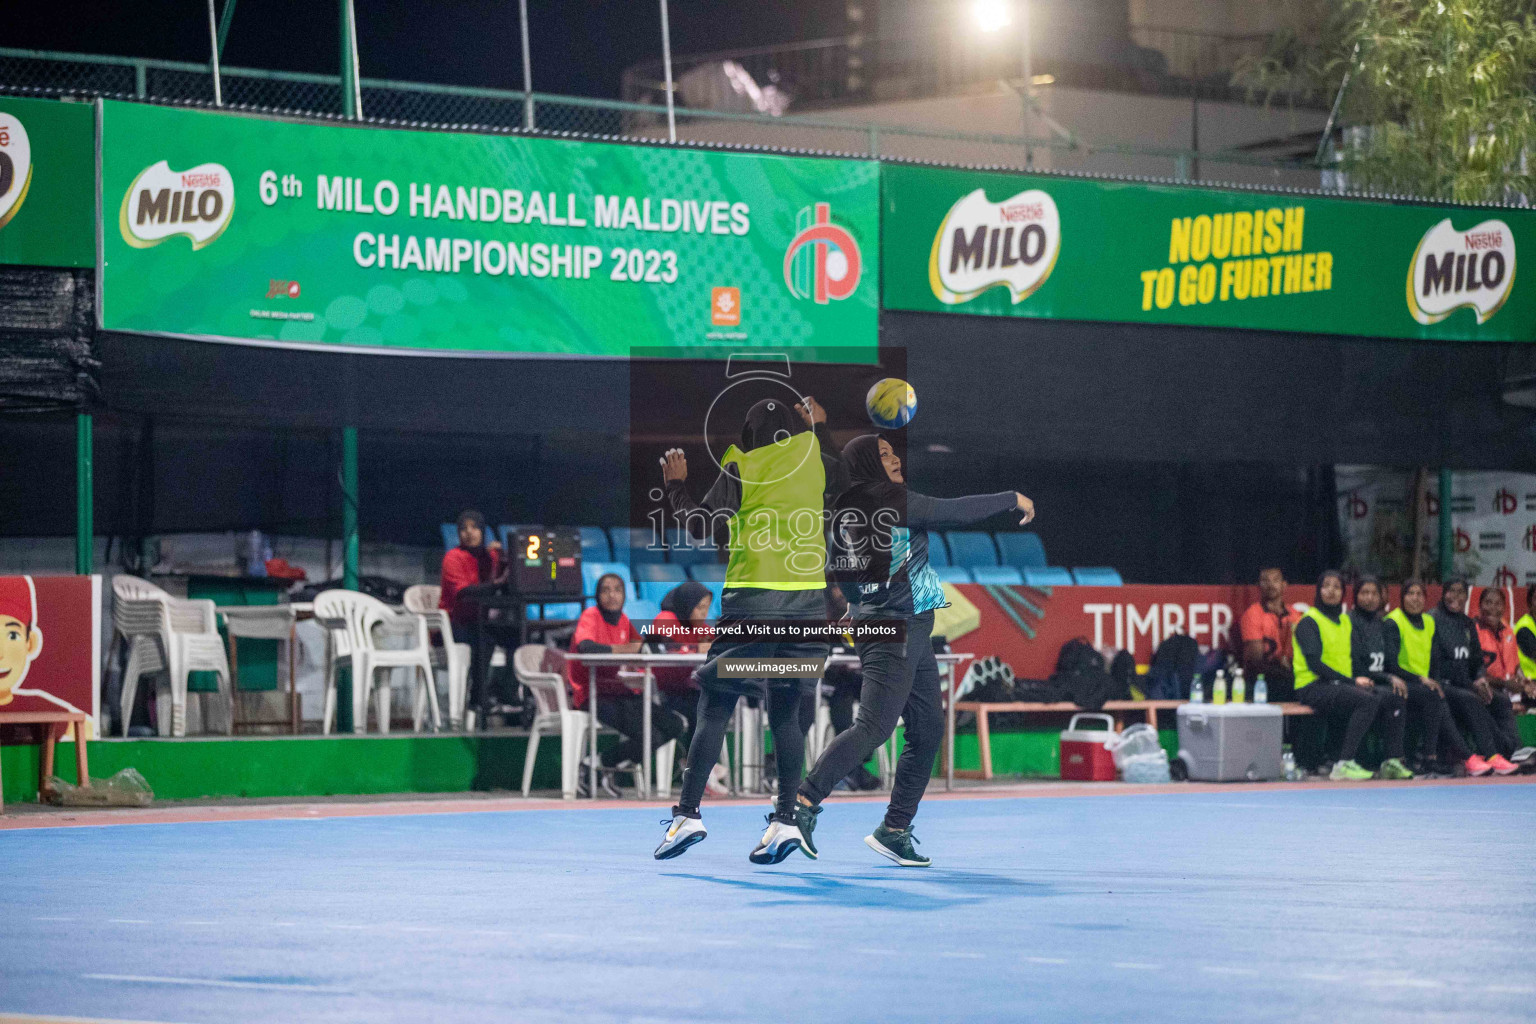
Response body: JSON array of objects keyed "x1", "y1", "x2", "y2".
[
  {"x1": 864, "y1": 824, "x2": 930, "y2": 867},
  {"x1": 793, "y1": 800, "x2": 821, "y2": 859}
]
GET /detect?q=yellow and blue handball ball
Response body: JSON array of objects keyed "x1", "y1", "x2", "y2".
[{"x1": 866, "y1": 377, "x2": 917, "y2": 429}]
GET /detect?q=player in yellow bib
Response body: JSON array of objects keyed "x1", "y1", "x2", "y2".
[
  {"x1": 1292, "y1": 570, "x2": 1385, "y2": 781},
  {"x1": 654, "y1": 396, "x2": 847, "y2": 863},
  {"x1": 1383, "y1": 578, "x2": 1477, "y2": 776}
]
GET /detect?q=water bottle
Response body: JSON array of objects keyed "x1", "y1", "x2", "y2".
[
  {"x1": 1212, "y1": 669, "x2": 1227, "y2": 705},
  {"x1": 1232, "y1": 667, "x2": 1245, "y2": 704},
  {"x1": 1254, "y1": 674, "x2": 1268, "y2": 704},
  {"x1": 1190, "y1": 677, "x2": 1204, "y2": 703},
  {"x1": 1282, "y1": 746, "x2": 1301, "y2": 782}
]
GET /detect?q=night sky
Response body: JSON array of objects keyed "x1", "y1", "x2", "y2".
[{"x1": 9, "y1": 1, "x2": 853, "y2": 99}]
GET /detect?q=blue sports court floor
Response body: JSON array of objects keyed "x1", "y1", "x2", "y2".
[{"x1": 3, "y1": 782, "x2": 1534, "y2": 1024}]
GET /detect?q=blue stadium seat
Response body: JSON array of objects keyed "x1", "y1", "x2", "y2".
[
  {"x1": 689, "y1": 563, "x2": 727, "y2": 583},
  {"x1": 581, "y1": 561, "x2": 635, "y2": 598},
  {"x1": 1072, "y1": 567, "x2": 1124, "y2": 586},
  {"x1": 926, "y1": 531, "x2": 950, "y2": 566},
  {"x1": 525, "y1": 601, "x2": 584, "y2": 620},
  {"x1": 616, "y1": 526, "x2": 668, "y2": 564},
  {"x1": 625, "y1": 599, "x2": 661, "y2": 624},
  {"x1": 639, "y1": 580, "x2": 681, "y2": 605},
  {"x1": 665, "y1": 526, "x2": 723, "y2": 566},
  {"x1": 933, "y1": 566, "x2": 974, "y2": 584},
  {"x1": 944, "y1": 532, "x2": 998, "y2": 568},
  {"x1": 971, "y1": 566, "x2": 1024, "y2": 585},
  {"x1": 1023, "y1": 567, "x2": 1074, "y2": 587},
  {"x1": 996, "y1": 532, "x2": 1048, "y2": 570},
  {"x1": 634, "y1": 563, "x2": 687, "y2": 584},
  {"x1": 440, "y1": 523, "x2": 459, "y2": 550},
  {"x1": 578, "y1": 526, "x2": 611, "y2": 562}
]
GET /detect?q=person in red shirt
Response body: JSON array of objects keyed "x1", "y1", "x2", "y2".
[
  {"x1": 1239, "y1": 567, "x2": 1302, "y2": 700},
  {"x1": 1473, "y1": 587, "x2": 1524, "y2": 757},
  {"x1": 568, "y1": 572, "x2": 687, "y2": 796},
  {"x1": 438, "y1": 510, "x2": 509, "y2": 715},
  {"x1": 647, "y1": 581, "x2": 714, "y2": 698}
]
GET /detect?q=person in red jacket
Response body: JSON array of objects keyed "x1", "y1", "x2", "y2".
[
  {"x1": 438, "y1": 510, "x2": 506, "y2": 714},
  {"x1": 568, "y1": 573, "x2": 688, "y2": 797}
]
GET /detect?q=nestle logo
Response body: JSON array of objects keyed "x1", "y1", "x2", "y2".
[
  {"x1": 1464, "y1": 231, "x2": 1503, "y2": 251},
  {"x1": 181, "y1": 172, "x2": 223, "y2": 188},
  {"x1": 999, "y1": 202, "x2": 1044, "y2": 223}
]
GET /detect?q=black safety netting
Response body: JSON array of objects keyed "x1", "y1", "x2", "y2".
[{"x1": 0, "y1": 265, "x2": 99, "y2": 413}]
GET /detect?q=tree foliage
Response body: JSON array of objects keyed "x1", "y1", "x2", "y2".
[{"x1": 1244, "y1": 0, "x2": 1536, "y2": 203}]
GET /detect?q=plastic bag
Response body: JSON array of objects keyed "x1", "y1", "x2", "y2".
[
  {"x1": 1107, "y1": 723, "x2": 1163, "y2": 768},
  {"x1": 1120, "y1": 750, "x2": 1172, "y2": 784},
  {"x1": 46, "y1": 767, "x2": 154, "y2": 807}
]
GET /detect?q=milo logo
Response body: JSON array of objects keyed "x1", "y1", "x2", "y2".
[
  {"x1": 1407, "y1": 217, "x2": 1515, "y2": 325},
  {"x1": 0, "y1": 111, "x2": 33, "y2": 232},
  {"x1": 119, "y1": 159, "x2": 235, "y2": 250},
  {"x1": 929, "y1": 187, "x2": 1061, "y2": 305}
]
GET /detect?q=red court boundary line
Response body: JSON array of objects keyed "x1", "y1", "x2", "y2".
[{"x1": 3, "y1": 775, "x2": 1532, "y2": 831}]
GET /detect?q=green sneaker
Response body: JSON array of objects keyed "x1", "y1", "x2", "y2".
[
  {"x1": 794, "y1": 799, "x2": 821, "y2": 859},
  {"x1": 864, "y1": 824, "x2": 931, "y2": 867},
  {"x1": 1329, "y1": 759, "x2": 1373, "y2": 781},
  {"x1": 1378, "y1": 757, "x2": 1415, "y2": 780}
]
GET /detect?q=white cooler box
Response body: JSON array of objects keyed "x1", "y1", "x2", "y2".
[{"x1": 1176, "y1": 703, "x2": 1283, "y2": 782}]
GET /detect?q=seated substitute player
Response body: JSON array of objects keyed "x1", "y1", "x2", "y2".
[
  {"x1": 1346, "y1": 575, "x2": 1412, "y2": 778},
  {"x1": 1292, "y1": 570, "x2": 1387, "y2": 781},
  {"x1": 1383, "y1": 579, "x2": 1480, "y2": 776},
  {"x1": 795, "y1": 434, "x2": 1035, "y2": 866},
  {"x1": 1433, "y1": 579, "x2": 1519, "y2": 775}
]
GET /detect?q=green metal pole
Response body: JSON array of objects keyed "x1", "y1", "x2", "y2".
[
  {"x1": 342, "y1": 426, "x2": 359, "y2": 591},
  {"x1": 1438, "y1": 468, "x2": 1453, "y2": 581},
  {"x1": 216, "y1": 0, "x2": 238, "y2": 57},
  {"x1": 339, "y1": 0, "x2": 360, "y2": 118},
  {"x1": 75, "y1": 412, "x2": 93, "y2": 575}
]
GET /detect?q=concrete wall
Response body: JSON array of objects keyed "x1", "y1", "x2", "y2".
[{"x1": 651, "y1": 83, "x2": 1327, "y2": 191}]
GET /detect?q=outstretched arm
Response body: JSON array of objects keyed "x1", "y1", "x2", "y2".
[
  {"x1": 906, "y1": 490, "x2": 1033, "y2": 529},
  {"x1": 797, "y1": 396, "x2": 849, "y2": 499},
  {"x1": 661, "y1": 448, "x2": 740, "y2": 544}
]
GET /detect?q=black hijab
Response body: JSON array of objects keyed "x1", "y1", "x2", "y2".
[
  {"x1": 840, "y1": 433, "x2": 904, "y2": 507},
  {"x1": 595, "y1": 572, "x2": 626, "y2": 626},
  {"x1": 739, "y1": 398, "x2": 805, "y2": 453},
  {"x1": 456, "y1": 509, "x2": 495, "y2": 582},
  {"x1": 660, "y1": 581, "x2": 710, "y2": 625},
  {"x1": 1352, "y1": 573, "x2": 1382, "y2": 620},
  {"x1": 1440, "y1": 576, "x2": 1471, "y2": 617},
  {"x1": 1314, "y1": 569, "x2": 1345, "y2": 620}
]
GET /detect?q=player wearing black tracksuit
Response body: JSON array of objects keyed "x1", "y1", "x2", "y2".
[
  {"x1": 1345, "y1": 577, "x2": 1412, "y2": 778},
  {"x1": 1432, "y1": 580, "x2": 1517, "y2": 766},
  {"x1": 795, "y1": 433, "x2": 1032, "y2": 866}
]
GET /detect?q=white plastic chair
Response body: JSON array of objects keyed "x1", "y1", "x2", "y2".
[
  {"x1": 513, "y1": 644, "x2": 591, "y2": 800},
  {"x1": 312, "y1": 590, "x2": 441, "y2": 735},
  {"x1": 112, "y1": 575, "x2": 232, "y2": 737},
  {"x1": 403, "y1": 584, "x2": 469, "y2": 729}
]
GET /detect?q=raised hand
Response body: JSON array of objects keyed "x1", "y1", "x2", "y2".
[
  {"x1": 1016, "y1": 492, "x2": 1035, "y2": 525},
  {"x1": 660, "y1": 448, "x2": 688, "y2": 484}
]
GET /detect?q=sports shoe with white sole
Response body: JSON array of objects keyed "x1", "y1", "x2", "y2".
[
  {"x1": 748, "y1": 816, "x2": 806, "y2": 864},
  {"x1": 864, "y1": 824, "x2": 930, "y2": 867},
  {"x1": 654, "y1": 811, "x2": 707, "y2": 860}
]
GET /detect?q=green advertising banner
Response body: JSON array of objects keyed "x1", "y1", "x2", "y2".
[
  {"x1": 882, "y1": 163, "x2": 1535, "y2": 342},
  {"x1": 0, "y1": 97, "x2": 94, "y2": 269},
  {"x1": 99, "y1": 101, "x2": 877, "y2": 356}
]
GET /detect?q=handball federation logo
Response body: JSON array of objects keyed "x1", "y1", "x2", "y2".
[
  {"x1": 120, "y1": 159, "x2": 235, "y2": 250},
  {"x1": 784, "y1": 202, "x2": 862, "y2": 304}
]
